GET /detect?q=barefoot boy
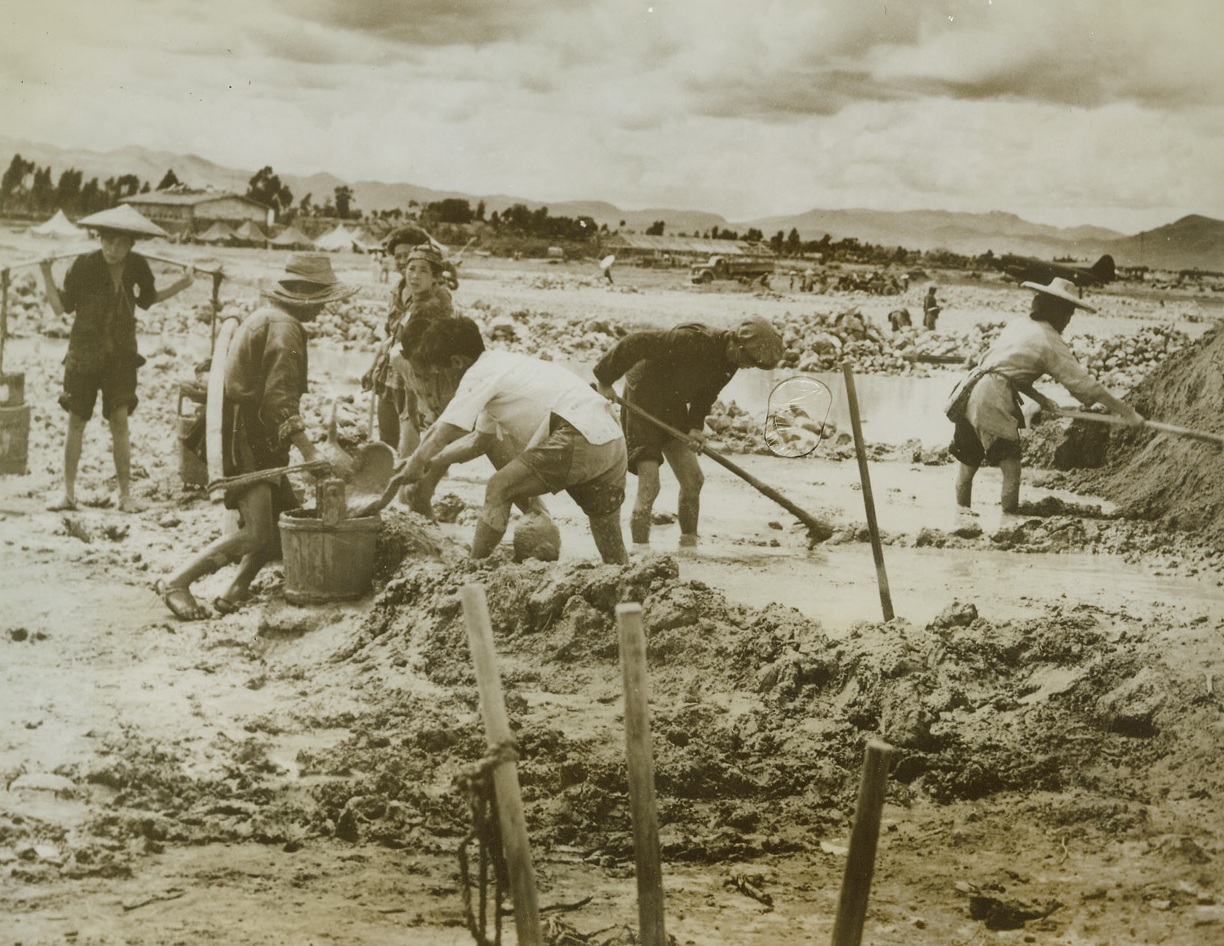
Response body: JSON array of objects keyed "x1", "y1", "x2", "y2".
[{"x1": 39, "y1": 205, "x2": 195, "y2": 512}]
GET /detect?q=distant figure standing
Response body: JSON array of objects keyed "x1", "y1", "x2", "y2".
[
  {"x1": 923, "y1": 286, "x2": 941, "y2": 329},
  {"x1": 38, "y1": 205, "x2": 195, "y2": 513},
  {"x1": 600, "y1": 254, "x2": 616, "y2": 285}
]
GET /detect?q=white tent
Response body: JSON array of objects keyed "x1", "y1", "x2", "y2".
[
  {"x1": 268, "y1": 225, "x2": 313, "y2": 249},
  {"x1": 31, "y1": 210, "x2": 86, "y2": 239},
  {"x1": 313, "y1": 224, "x2": 360, "y2": 252}
]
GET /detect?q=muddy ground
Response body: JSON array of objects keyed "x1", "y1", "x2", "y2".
[{"x1": 1, "y1": 235, "x2": 1222, "y2": 945}]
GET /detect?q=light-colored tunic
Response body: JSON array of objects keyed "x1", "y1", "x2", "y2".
[{"x1": 964, "y1": 318, "x2": 1109, "y2": 449}]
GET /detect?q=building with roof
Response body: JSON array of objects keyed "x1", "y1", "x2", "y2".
[
  {"x1": 600, "y1": 232, "x2": 771, "y2": 264},
  {"x1": 120, "y1": 189, "x2": 273, "y2": 237}
]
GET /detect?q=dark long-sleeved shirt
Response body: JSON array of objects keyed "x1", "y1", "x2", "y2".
[
  {"x1": 224, "y1": 305, "x2": 309, "y2": 447},
  {"x1": 60, "y1": 250, "x2": 156, "y2": 368},
  {"x1": 592, "y1": 323, "x2": 737, "y2": 431}
]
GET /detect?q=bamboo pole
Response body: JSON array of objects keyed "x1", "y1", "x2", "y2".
[
  {"x1": 1056, "y1": 408, "x2": 1224, "y2": 448},
  {"x1": 206, "y1": 317, "x2": 239, "y2": 485},
  {"x1": 0, "y1": 268, "x2": 8, "y2": 376},
  {"x1": 841, "y1": 365, "x2": 894, "y2": 621},
  {"x1": 616, "y1": 603, "x2": 667, "y2": 946},
  {"x1": 830, "y1": 739, "x2": 895, "y2": 946},
  {"x1": 610, "y1": 391, "x2": 834, "y2": 542},
  {"x1": 9, "y1": 251, "x2": 221, "y2": 278},
  {"x1": 460, "y1": 584, "x2": 543, "y2": 946}
]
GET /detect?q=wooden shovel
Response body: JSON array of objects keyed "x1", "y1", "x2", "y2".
[
  {"x1": 206, "y1": 460, "x2": 332, "y2": 494},
  {"x1": 1056, "y1": 408, "x2": 1224, "y2": 447},
  {"x1": 608, "y1": 391, "x2": 835, "y2": 543}
]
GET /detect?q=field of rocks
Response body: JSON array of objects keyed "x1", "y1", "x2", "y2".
[{"x1": 0, "y1": 233, "x2": 1222, "y2": 945}]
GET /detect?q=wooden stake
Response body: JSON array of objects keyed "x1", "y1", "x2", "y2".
[
  {"x1": 831, "y1": 738, "x2": 895, "y2": 946},
  {"x1": 460, "y1": 585, "x2": 543, "y2": 946},
  {"x1": 0, "y1": 268, "x2": 8, "y2": 376},
  {"x1": 616, "y1": 603, "x2": 667, "y2": 946},
  {"x1": 841, "y1": 364, "x2": 895, "y2": 621}
]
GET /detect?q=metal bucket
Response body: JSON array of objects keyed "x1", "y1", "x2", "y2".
[
  {"x1": 0, "y1": 372, "x2": 29, "y2": 475},
  {"x1": 279, "y1": 510, "x2": 380, "y2": 604}
]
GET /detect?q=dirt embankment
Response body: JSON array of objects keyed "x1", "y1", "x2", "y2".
[{"x1": 1069, "y1": 325, "x2": 1224, "y2": 546}]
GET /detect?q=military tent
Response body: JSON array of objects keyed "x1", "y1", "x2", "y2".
[
  {"x1": 31, "y1": 210, "x2": 86, "y2": 239},
  {"x1": 197, "y1": 222, "x2": 237, "y2": 245},
  {"x1": 268, "y1": 225, "x2": 313, "y2": 250},
  {"x1": 313, "y1": 224, "x2": 361, "y2": 252}
]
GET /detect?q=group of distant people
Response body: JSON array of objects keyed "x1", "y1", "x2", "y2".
[{"x1": 35, "y1": 210, "x2": 1143, "y2": 621}]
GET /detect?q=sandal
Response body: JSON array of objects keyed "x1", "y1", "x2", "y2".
[
  {"x1": 213, "y1": 595, "x2": 243, "y2": 616},
  {"x1": 155, "y1": 580, "x2": 209, "y2": 622}
]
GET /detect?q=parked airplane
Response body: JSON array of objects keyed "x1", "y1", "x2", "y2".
[{"x1": 998, "y1": 254, "x2": 1116, "y2": 288}]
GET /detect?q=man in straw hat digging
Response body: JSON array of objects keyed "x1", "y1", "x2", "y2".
[
  {"x1": 945, "y1": 275, "x2": 1143, "y2": 518},
  {"x1": 156, "y1": 254, "x2": 357, "y2": 621},
  {"x1": 38, "y1": 205, "x2": 196, "y2": 513},
  {"x1": 593, "y1": 317, "x2": 785, "y2": 550}
]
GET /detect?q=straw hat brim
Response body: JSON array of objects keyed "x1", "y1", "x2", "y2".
[
  {"x1": 261, "y1": 283, "x2": 359, "y2": 306},
  {"x1": 1021, "y1": 280, "x2": 1097, "y2": 313}
]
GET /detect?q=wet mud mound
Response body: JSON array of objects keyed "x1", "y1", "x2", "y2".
[
  {"x1": 1072, "y1": 325, "x2": 1224, "y2": 545},
  {"x1": 4, "y1": 558, "x2": 1207, "y2": 882}
]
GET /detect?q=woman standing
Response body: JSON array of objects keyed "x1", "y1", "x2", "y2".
[
  {"x1": 363, "y1": 232, "x2": 454, "y2": 453},
  {"x1": 946, "y1": 276, "x2": 1142, "y2": 515}
]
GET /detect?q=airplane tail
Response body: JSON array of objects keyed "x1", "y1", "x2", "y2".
[{"x1": 1090, "y1": 254, "x2": 1115, "y2": 283}]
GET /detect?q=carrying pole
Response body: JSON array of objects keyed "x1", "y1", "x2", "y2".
[
  {"x1": 0, "y1": 268, "x2": 8, "y2": 375},
  {"x1": 616, "y1": 603, "x2": 667, "y2": 946},
  {"x1": 841, "y1": 365, "x2": 894, "y2": 621},
  {"x1": 460, "y1": 585, "x2": 543, "y2": 946}
]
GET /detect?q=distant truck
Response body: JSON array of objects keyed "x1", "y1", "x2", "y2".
[{"x1": 690, "y1": 254, "x2": 776, "y2": 285}]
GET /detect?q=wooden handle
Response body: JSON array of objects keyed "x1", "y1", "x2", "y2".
[
  {"x1": 831, "y1": 739, "x2": 895, "y2": 946},
  {"x1": 206, "y1": 460, "x2": 331, "y2": 494},
  {"x1": 1057, "y1": 409, "x2": 1224, "y2": 447},
  {"x1": 610, "y1": 392, "x2": 833, "y2": 540},
  {"x1": 843, "y1": 365, "x2": 894, "y2": 621}
]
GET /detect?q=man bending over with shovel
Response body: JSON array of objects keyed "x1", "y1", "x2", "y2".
[
  {"x1": 398, "y1": 315, "x2": 629, "y2": 565},
  {"x1": 157, "y1": 254, "x2": 357, "y2": 620},
  {"x1": 593, "y1": 317, "x2": 784, "y2": 549}
]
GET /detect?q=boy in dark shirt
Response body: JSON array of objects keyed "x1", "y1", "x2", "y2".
[
  {"x1": 593, "y1": 317, "x2": 783, "y2": 548},
  {"x1": 39, "y1": 205, "x2": 195, "y2": 512}
]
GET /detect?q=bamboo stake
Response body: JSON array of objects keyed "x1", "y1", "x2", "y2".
[
  {"x1": 841, "y1": 365, "x2": 894, "y2": 621},
  {"x1": 460, "y1": 584, "x2": 543, "y2": 946},
  {"x1": 0, "y1": 268, "x2": 8, "y2": 376},
  {"x1": 616, "y1": 603, "x2": 667, "y2": 946},
  {"x1": 830, "y1": 739, "x2": 895, "y2": 946}
]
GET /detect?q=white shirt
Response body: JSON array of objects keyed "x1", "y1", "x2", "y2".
[{"x1": 439, "y1": 350, "x2": 622, "y2": 445}]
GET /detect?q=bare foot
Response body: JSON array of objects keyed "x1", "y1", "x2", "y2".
[
  {"x1": 47, "y1": 496, "x2": 78, "y2": 512},
  {"x1": 155, "y1": 580, "x2": 208, "y2": 621},
  {"x1": 117, "y1": 496, "x2": 146, "y2": 514}
]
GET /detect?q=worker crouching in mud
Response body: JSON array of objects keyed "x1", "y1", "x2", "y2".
[
  {"x1": 156, "y1": 254, "x2": 357, "y2": 621},
  {"x1": 945, "y1": 276, "x2": 1143, "y2": 518},
  {"x1": 398, "y1": 315, "x2": 629, "y2": 565},
  {"x1": 592, "y1": 317, "x2": 784, "y2": 550}
]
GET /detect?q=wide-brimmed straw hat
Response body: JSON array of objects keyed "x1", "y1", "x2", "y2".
[
  {"x1": 734, "y1": 316, "x2": 785, "y2": 368},
  {"x1": 262, "y1": 253, "x2": 358, "y2": 306},
  {"x1": 1021, "y1": 276, "x2": 1097, "y2": 313},
  {"x1": 78, "y1": 204, "x2": 169, "y2": 240}
]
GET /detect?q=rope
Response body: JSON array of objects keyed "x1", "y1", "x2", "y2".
[{"x1": 455, "y1": 739, "x2": 519, "y2": 946}]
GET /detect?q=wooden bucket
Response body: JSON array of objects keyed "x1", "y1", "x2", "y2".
[
  {"x1": 280, "y1": 510, "x2": 380, "y2": 604},
  {"x1": 0, "y1": 372, "x2": 29, "y2": 475}
]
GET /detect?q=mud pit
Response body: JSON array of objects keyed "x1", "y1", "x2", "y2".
[{"x1": 1, "y1": 241, "x2": 1222, "y2": 945}]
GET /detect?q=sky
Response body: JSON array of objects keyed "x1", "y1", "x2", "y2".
[{"x1": 3, "y1": 0, "x2": 1223, "y2": 234}]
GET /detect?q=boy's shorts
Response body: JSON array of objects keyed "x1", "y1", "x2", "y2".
[
  {"x1": 60, "y1": 358, "x2": 139, "y2": 421},
  {"x1": 518, "y1": 414, "x2": 626, "y2": 516}
]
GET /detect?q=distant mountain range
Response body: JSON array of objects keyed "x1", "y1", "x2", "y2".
[{"x1": 3, "y1": 136, "x2": 1222, "y2": 271}]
